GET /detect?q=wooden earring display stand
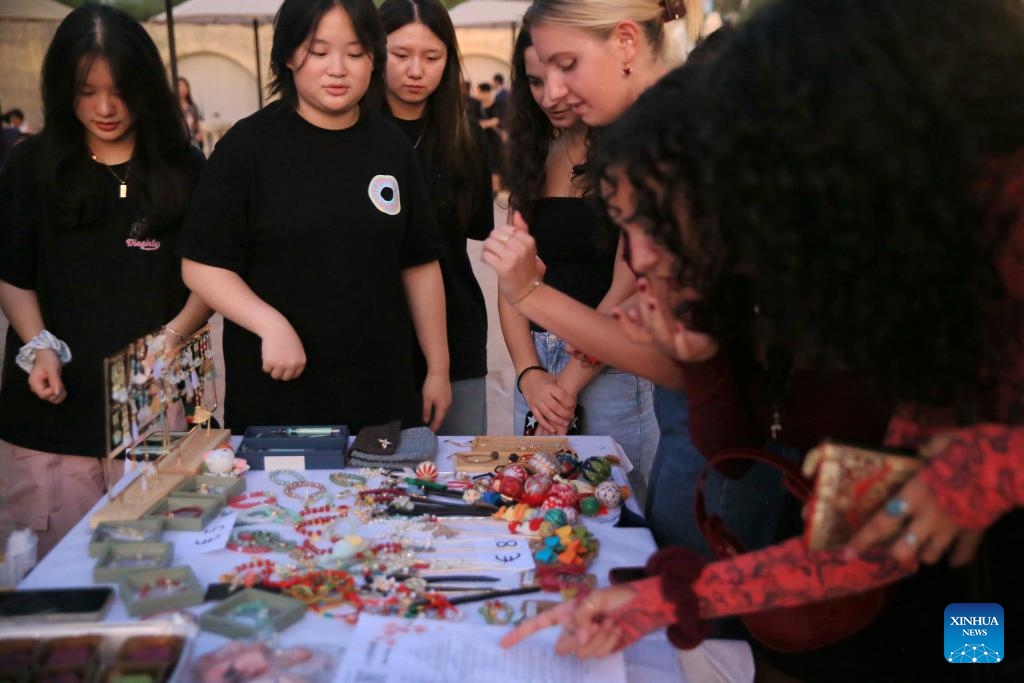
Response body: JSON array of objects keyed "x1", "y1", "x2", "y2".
[{"x1": 90, "y1": 426, "x2": 231, "y2": 527}]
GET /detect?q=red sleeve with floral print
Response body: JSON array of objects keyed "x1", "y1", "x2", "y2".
[
  {"x1": 639, "y1": 538, "x2": 915, "y2": 649},
  {"x1": 915, "y1": 426, "x2": 1024, "y2": 530}
]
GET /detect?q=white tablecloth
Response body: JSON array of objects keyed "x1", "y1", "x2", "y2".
[{"x1": 20, "y1": 435, "x2": 753, "y2": 683}]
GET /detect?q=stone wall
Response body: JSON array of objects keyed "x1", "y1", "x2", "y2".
[{"x1": 0, "y1": 19, "x2": 511, "y2": 132}]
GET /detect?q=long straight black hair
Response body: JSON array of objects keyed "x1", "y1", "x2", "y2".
[
  {"x1": 379, "y1": 0, "x2": 486, "y2": 232},
  {"x1": 37, "y1": 3, "x2": 191, "y2": 233},
  {"x1": 269, "y1": 0, "x2": 386, "y2": 111}
]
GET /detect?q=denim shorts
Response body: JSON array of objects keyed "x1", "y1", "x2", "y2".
[{"x1": 513, "y1": 331, "x2": 660, "y2": 506}]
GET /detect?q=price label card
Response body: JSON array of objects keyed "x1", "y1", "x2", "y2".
[{"x1": 164, "y1": 509, "x2": 237, "y2": 557}]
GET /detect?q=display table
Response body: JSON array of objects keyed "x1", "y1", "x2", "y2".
[{"x1": 19, "y1": 436, "x2": 753, "y2": 683}]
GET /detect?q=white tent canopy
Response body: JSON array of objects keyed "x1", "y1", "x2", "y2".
[
  {"x1": 152, "y1": 0, "x2": 284, "y2": 107},
  {"x1": 0, "y1": 0, "x2": 70, "y2": 21},
  {"x1": 151, "y1": 0, "x2": 283, "y2": 25},
  {"x1": 449, "y1": 0, "x2": 531, "y2": 29}
]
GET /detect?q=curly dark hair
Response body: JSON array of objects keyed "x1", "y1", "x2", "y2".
[
  {"x1": 503, "y1": 29, "x2": 551, "y2": 223},
  {"x1": 603, "y1": 0, "x2": 1024, "y2": 408}
]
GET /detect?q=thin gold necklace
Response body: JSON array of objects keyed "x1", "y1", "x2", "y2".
[{"x1": 91, "y1": 153, "x2": 131, "y2": 199}]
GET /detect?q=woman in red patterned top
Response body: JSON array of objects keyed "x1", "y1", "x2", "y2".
[{"x1": 495, "y1": 0, "x2": 1024, "y2": 677}]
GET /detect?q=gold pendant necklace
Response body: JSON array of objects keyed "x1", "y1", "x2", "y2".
[{"x1": 91, "y1": 154, "x2": 130, "y2": 199}]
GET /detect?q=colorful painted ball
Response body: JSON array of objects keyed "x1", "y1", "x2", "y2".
[
  {"x1": 548, "y1": 482, "x2": 578, "y2": 507},
  {"x1": 581, "y1": 457, "x2": 612, "y2": 485},
  {"x1": 555, "y1": 450, "x2": 582, "y2": 478},
  {"x1": 498, "y1": 476, "x2": 524, "y2": 500},
  {"x1": 523, "y1": 474, "x2": 553, "y2": 507},
  {"x1": 540, "y1": 497, "x2": 562, "y2": 511},
  {"x1": 594, "y1": 480, "x2": 622, "y2": 508},
  {"x1": 503, "y1": 463, "x2": 530, "y2": 481},
  {"x1": 560, "y1": 507, "x2": 580, "y2": 525},
  {"x1": 543, "y1": 508, "x2": 567, "y2": 527},
  {"x1": 528, "y1": 451, "x2": 559, "y2": 477},
  {"x1": 579, "y1": 496, "x2": 601, "y2": 516},
  {"x1": 415, "y1": 461, "x2": 439, "y2": 482}
]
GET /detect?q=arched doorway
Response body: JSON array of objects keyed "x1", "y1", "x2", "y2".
[{"x1": 178, "y1": 52, "x2": 260, "y2": 149}]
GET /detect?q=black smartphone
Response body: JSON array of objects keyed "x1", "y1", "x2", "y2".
[{"x1": 0, "y1": 587, "x2": 114, "y2": 622}]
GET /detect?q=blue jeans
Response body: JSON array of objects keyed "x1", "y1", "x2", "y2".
[
  {"x1": 513, "y1": 332, "x2": 659, "y2": 506},
  {"x1": 437, "y1": 377, "x2": 486, "y2": 436},
  {"x1": 646, "y1": 386, "x2": 802, "y2": 555}
]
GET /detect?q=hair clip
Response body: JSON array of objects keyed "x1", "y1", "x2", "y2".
[{"x1": 662, "y1": 0, "x2": 687, "y2": 23}]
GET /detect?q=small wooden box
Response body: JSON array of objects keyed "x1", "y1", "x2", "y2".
[
  {"x1": 199, "y1": 589, "x2": 307, "y2": 638},
  {"x1": 93, "y1": 543, "x2": 173, "y2": 583},
  {"x1": 119, "y1": 567, "x2": 203, "y2": 617}
]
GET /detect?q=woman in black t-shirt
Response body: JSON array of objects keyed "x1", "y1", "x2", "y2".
[
  {"x1": 0, "y1": 5, "x2": 209, "y2": 558},
  {"x1": 180, "y1": 0, "x2": 449, "y2": 434},
  {"x1": 379, "y1": 0, "x2": 492, "y2": 435},
  {"x1": 499, "y1": 29, "x2": 659, "y2": 503}
]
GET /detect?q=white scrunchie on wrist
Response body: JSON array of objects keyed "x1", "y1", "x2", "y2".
[{"x1": 16, "y1": 329, "x2": 72, "y2": 374}]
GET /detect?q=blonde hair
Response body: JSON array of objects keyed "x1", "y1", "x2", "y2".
[{"x1": 525, "y1": 0, "x2": 702, "y2": 67}]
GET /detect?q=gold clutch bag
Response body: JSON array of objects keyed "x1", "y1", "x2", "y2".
[{"x1": 802, "y1": 441, "x2": 921, "y2": 550}]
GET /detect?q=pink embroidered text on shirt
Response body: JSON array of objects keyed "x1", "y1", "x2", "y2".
[{"x1": 125, "y1": 238, "x2": 161, "y2": 251}]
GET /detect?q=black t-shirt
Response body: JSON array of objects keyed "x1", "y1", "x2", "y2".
[
  {"x1": 391, "y1": 116, "x2": 492, "y2": 381},
  {"x1": 0, "y1": 139, "x2": 204, "y2": 456},
  {"x1": 529, "y1": 197, "x2": 616, "y2": 333},
  {"x1": 178, "y1": 103, "x2": 444, "y2": 433}
]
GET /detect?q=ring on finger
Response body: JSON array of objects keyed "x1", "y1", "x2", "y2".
[
  {"x1": 903, "y1": 531, "x2": 918, "y2": 547},
  {"x1": 498, "y1": 232, "x2": 512, "y2": 244},
  {"x1": 884, "y1": 497, "x2": 910, "y2": 518}
]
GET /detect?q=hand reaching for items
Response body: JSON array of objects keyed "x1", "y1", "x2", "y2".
[{"x1": 500, "y1": 578, "x2": 676, "y2": 658}]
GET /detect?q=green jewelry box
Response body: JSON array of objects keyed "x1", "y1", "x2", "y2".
[
  {"x1": 171, "y1": 474, "x2": 245, "y2": 503},
  {"x1": 141, "y1": 496, "x2": 223, "y2": 531},
  {"x1": 199, "y1": 589, "x2": 307, "y2": 638},
  {"x1": 89, "y1": 519, "x2": 165, "y2": 558},
  {"x1": 93, "y1": 542, "x2": 173, "y2": 583},
  {"x1": 119, "y1": 567, "x2": 204, "y2": 617}
]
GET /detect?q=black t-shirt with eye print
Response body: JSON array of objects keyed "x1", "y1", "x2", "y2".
[{"x1": 178, "y1": 102, "x2": 444, "y2": 433}]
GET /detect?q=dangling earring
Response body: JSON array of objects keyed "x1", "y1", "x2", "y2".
[{"x1": 622, "y1": 62, "x2": 632, "y2": 77}]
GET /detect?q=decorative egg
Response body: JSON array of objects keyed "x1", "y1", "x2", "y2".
[
  {"x1": 527, "y1": 451, "x2": 559, "y2": 477},
  {"x1": 555, "y1": 450, "x2": 582, "y2": 478},
  {"x1": 498, "y1": 476, "x2": 524, "y2": 500},
  {"x1": 502, "y1": 463, "x2": 530, "y2": 481},
  {"x1": 595, "y1": 480, "x2": 622, "y2": 508},
  {"x1": 539, "y1": 496, "x2": 561, "y2": 511},
  {"x1": 560, "y1": 507, "x2": 580, "y2": 525},
  {"x1": 580, "y1": 496, "x2": 601, "y2": 516},
  {"x1": 581, "y1": 456, "x2": 612, "y2": 485},
  {"x1": 548, "y1": 482, "x2": 578, "y2": 508},
  {"x1": 415, "y1": 461, "x2": 439, "y2": 482},
  {"x1": 543, "y1": 508, "x2": 567, "y2": 527},
  {"x1": 523, "y1": 474, "x2": 553, "y2": 498}
]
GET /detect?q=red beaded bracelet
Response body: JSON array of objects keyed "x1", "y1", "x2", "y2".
[{"x1": 229, "y1": 490, "x2": 277, "y2": 509}]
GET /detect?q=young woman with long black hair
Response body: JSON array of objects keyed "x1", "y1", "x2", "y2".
[
  {"x1": 0, "y1": 4, "x2": 208, "y2": 558},
  {"x1": 180, "y1": 0, "x2": 450, "y2": 434},
  {"x1": 379, "y1": 0, "x2": 491, "y2": 435}
]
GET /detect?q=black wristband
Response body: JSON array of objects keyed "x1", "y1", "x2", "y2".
[{"x1": 515, "y1": 365, "x2": 546, "y2": 394}]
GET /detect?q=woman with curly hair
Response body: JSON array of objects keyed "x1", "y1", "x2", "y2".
[
  {"x1": 499, "y1": 28, "x2": 658, "y2": 503},
  {"x1": 500, "y1": 0, "x2": 1024, "y2": 679},
  {"x1": 378, "y1": 0, "x2": 492, "y2": 435}
]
